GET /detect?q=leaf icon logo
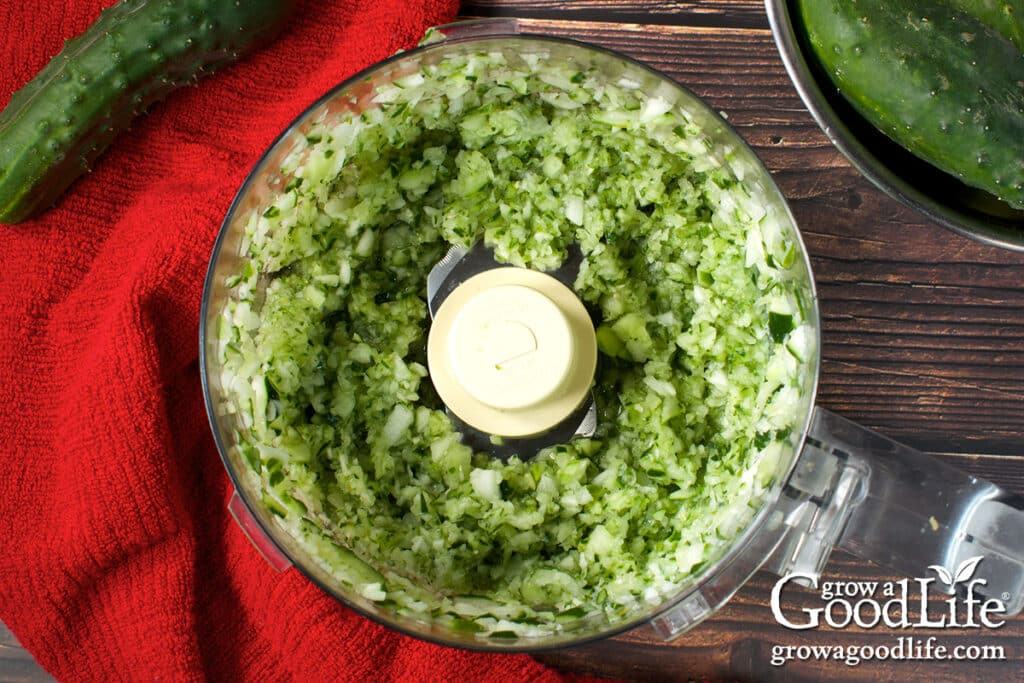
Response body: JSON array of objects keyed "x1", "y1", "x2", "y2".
[
  {"x1": 929, "y1": 564, "x2": 953, "y2": 586},
  {"x1": 929, "y1": 556, "x2": 983, "y2": 587},
  {"x1": 954, "y1": 556, "x2": 984, "y2": 583}
]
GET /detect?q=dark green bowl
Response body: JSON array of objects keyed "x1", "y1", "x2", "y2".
[{"x1": 765, "y1": 0, "x2": 1024, "y2": 251}]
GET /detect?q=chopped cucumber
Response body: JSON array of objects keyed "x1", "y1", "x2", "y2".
[{"x1": 216, "y1": 46, "x2": 809, "y2": 637}]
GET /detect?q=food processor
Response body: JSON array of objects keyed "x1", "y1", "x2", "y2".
[{"x1": 200, "y1": 19, "x2": 1024, "y2": 650}]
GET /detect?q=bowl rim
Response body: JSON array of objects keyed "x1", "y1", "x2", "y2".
[
  {"x1": 199, "y1": 27, "x2": 822, "y2": 652},
  {"x1": 764, "y1": 0, "x2": 1024, "y2": 252}
]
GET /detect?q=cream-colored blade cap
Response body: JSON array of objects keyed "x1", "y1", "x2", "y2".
[{"x1": 427, "y1": 267, "x2": 597, "y2": 438}]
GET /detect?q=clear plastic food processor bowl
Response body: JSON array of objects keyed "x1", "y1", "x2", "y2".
[{"x1": 200, "y1": 20, "x2": 1024, "y2": 650}]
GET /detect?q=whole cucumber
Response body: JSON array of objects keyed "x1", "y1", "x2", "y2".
[
  {"x1": 797, "y1": 0, "x2": 1024, "y2": 210},
  {"x1": 0, "y1": 0, "x2": 296, "y2": 224}
]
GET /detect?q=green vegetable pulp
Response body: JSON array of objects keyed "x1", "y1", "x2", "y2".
[{"x1": 216, "y1": 48, "x2": 812, "y2": 637}]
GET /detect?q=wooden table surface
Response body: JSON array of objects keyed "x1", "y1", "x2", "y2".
[{"x1": 4, "y1": 1, "x2": 1023, "y2": 682}]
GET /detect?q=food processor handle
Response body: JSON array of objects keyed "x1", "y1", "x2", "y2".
[{"x1": 763, "y1": 406, "x2": 1024, "y2": 614}]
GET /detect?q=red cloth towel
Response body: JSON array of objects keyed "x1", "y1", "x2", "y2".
[{"x1": 0, "y1": 2, "x2": 614, "y2": 680}]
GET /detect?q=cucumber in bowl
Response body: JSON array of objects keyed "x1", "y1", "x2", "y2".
[{"x1": 794, "y1": 0, "x2": 1024, "y2": 211}]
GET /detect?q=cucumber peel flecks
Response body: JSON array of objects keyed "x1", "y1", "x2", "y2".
[
  {"x1": 0, "y1": 0, "x2": 296, "y2": 224},
  {"x1": 797, "y1": 0, "x2": 1024, "y2": 209}
]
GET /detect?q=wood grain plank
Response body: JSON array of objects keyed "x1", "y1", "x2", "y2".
[{"x1": 461, "y1": 0, "x2": 770, "y2": 28}]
